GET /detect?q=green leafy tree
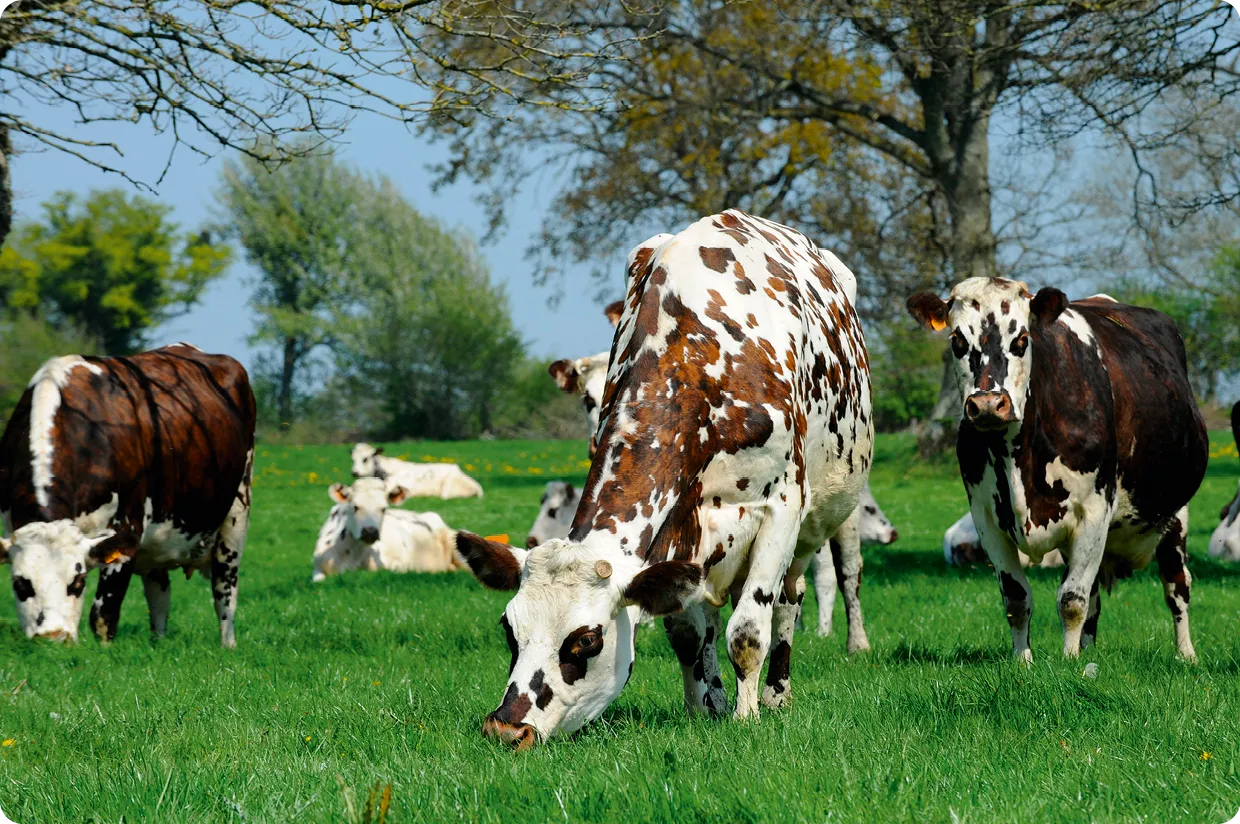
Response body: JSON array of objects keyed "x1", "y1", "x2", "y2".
[
  {"x1": 0, "y1": 312, "x2": 99, "y2": 422},
  {"x1": 335, "y1": 179, "x2": 525, "y2": 439},
  {"x1": 0, "y1": 190, "x2": 228, "y2": 353},
  {"x1": 869, "y1": 323, "x2": 942, "y2": 433},
  {"x1": 215, "y1": 146, "x2": 365, "y2": 424}
]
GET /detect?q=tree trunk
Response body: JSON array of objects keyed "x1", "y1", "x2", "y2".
[
  {"x1": 0, "y1": 123, "x2": 11, "y2": 251},
  {"x1": 279, "y1": 336, "x2": 298, "y2": 424}
]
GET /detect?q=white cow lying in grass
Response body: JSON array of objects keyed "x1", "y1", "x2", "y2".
[
  {"x1": 312, "y1": 478, "x2": 462, "y2": 581},
  {"x1": 351, "y1": 442, "x2": 483, "y2": 499},
  {"x1": 943, "y1": 512, "x2": 1063, "y2": 568},
  {"x1": 1207, "y1": 402, "x2": 1240, "y2": 562}
]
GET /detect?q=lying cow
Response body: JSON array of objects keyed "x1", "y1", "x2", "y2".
[
  {"x1": 808, "y1": 483, "x2": 897, "y2": 640},
  {"x1": 458, "y1": 209, "x2": 874, "y2": 748},
  {"x1": 525, "y1": 481, "x2": 582, "y2": 548},
  {"x1": 908, "y1": 281, "x2": 1206, "y2": 662},
  {"x1": 351, "y1": 443, "x2": 483, "y2": 499},
  {"x1": 312, "y1": 478, "x2": 461, "y2": 581},
  {"x1": 0, "y1": 344, "x2": 255, "y2": 646},
  {"x1": 943, "y1": 512, "x2": 1063, "y2": 569},
  {"x1": 1208, "y1": 402, "x2": 1240, "y2": 562}
]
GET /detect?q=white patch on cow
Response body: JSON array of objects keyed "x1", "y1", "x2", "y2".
[
  {"x1": 1085, "y1": 293, "x2": 1118, "y2": 303},
  {"x1": 526, "y1": 481, "x2": 582, "y2": 548},
  {"x1": 168, "y1": 341, "x2": 205, "y2": 352},
  {"x1": 1058, "y1": 309, "x2": 1097, "y2": 350},
  {"x1": 75, "y1": 493, "x2": 118, "y2": 537},
  {"x1": 138, "y1": 498, "x2": 206, "y2": 569},
  {"x1": 1209, "y1": 480, "x2": 1240, "y2": 562},
  {"x1": 351, "y1": 443, "x2": 484, "y2": 499},
  {"x1": 28, "y1": 356, "x2": 103, "y2": 508}
]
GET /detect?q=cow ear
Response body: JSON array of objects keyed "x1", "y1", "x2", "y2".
[
  {"x1": 373, "y1": 446, "x2": 385, "y2": 456},
  {"x1": 548, "y1": 359, "x2": 581, "y2": 394},
  {"x1": 564, "y1": 483, "x2": 575, "y2": 500},
  {"x1": 387, "y1": 485, "x2": 409, "y2": 506},
  {"x1": 0, "y1": 535, "x2": 9, "y2": 564},
  {"x1": 329, "y1": 483, "x2": 351, "y2": 504},
  {"x1": 604, "y1": 300, "x2": 625, "y2": 327},
  {"x1": 906, "y1": 292, "x2": 949, "y2": 331},
  {"x1": 85, "y1": 530, "x2": 126, "y2": 567},
  {"x1": 1031, "y1": 287, "x2": 1068, "y2": 327},
  {"x1": 621, "y1": 561, "x2": 704, "y2": 616},
  {"x1": 456, "y1": 532, "x2": 527, "y2": 591}
]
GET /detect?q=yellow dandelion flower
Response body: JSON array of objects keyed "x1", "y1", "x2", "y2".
[
  {"x1": 304, "y1": 735, "x2": 312, "y2": 742},
  {"x1": 1201, "y1": 751, "x2": 1213, "y2": 761},
  {"x1": 373, "y1": 681, "x2": 382, "y2": 686},
  {"x1": 1, "y1": 739, "x2": 14, "y2": 747}
]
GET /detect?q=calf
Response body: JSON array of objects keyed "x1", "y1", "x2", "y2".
[
  {"x1": 908, "y1": 280, "x2": 1206, "y2": 662},
  {"x1": 1208, "y1": 401, "x2": 1240, "y2": 562},
  {"x1": 0, "y1": 344, "x2": 254, "y2": 646},
  {"x1": 458, "y1": 209, "x2": 873, "y2": 747},
  {"x1": 312, "y1": 479, "x2": 460, "y2": 581},
  {"x1": 351, "y1": 443, "x2": 483, "y2": 499},
  {"x1": 943, "y1": 511, "x2": 1063, "y2": 568},
  {"x1": 525, "y1": 481, "x2": 582, "y2": 549},
  {"x1": 808, "y1": 483, "x2": 897, "y2": 640}
]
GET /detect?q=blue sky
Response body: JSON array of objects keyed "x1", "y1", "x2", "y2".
[{"x1": 10, "y1": 104, "x2": 624, "y2": 371}]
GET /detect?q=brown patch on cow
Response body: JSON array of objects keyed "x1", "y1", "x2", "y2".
[
  {"x1": 699, "y1": 246, "x2": 736, "y2": 273},
  {"x1": 548, "y1": 359, "x2": 580, "y2": 394},
  {"x1": 716, "y1": 212, "x2": 752, "y2": 245},
  {"x1": 559, "y1": 625, "x2": 604, "y2": 685},
  {"x1": 752, "y1": 588, "x2": 774, "y2": 606},
  {"x1": 12, "y1": 576, "x2": 34, "y2": 602},
  {"x1": 604, "y1": 300, "x2": 626, "y2": 327},
  {"x1": 623, "y1": 561, "x2": 703, "y2": 615},
  {"x1": 501, "y1": 614, "x2": 519, "y2": 675},
  {"x1": 457, "y1": 532, "x2": 522, "y2": 591},
  {"x1": 704, "y1": 544, "x2": 726, "y2": 571},
  {"x1": 529, "y1": 669, "x2": 554, "y2": 710},
  {"x1": 764, "y1": 640, "x2": 791, "y2": 693},
  {"x1": 66, "y1": 572, "x2": 87, "y2": 598},
  {"x1": 494, "y1": 682, "x2": 532, "y2": 725},
  {"x1": 736, "y1": 478, "x2": 749, "y2": 490}
]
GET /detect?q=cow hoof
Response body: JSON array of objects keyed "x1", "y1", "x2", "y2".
[
  {"x1": 1015, "y1": 649, "x2": 1034, "y2": 666},
  {"x1": 760, "y1": 686, "x2": 790, "y2": 710},
  {"x1": 1178, "y1": 647, "x2": 1198, "y2": 665},
  {"x1": 846, "y1": 636, "x2": 870, "y2": 654},
  {"x1": 816, "y1": 623, "x2": 833, "y2": 638}
]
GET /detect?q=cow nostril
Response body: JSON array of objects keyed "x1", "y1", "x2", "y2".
[
  {"x1": 965, "y1": 398, "x2": 980, "y2": 419},
  {"x1": 482, "y1": 716, "x2": 538, "y2": 750},
  {"x1": 888, "y1": 529, "x2": 898, "y2": 543},
  {"x1": 996, "y1": 395, "x2": 1011, "y2": 413},
  {"x1": 526, "y1": 535, "x2": 539, "y2": 549}
]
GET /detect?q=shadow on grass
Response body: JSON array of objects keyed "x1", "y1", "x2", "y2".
[{"x1": 884, "y1": 641, "x2": 1008, "y2": 667}]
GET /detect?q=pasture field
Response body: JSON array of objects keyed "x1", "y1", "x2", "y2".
[{"x1": 1, "y1": 433, "x2": 1239, "y2": 822}]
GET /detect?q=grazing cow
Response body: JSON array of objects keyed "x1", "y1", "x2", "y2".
[
  {"x1": 943, "y1": 511, "x2": 1063, "y2": 568},
  {"x1": 908, "y1": 280, "x2": 1207, "y2": 662},
  {"x1": 312, "y1": 479, "x2": 460, "y2": 581},
  {"x1": 1209, "y1": 402, "x2": 1240, "y2": 562},
  {"x1": 351, "y1": 443, "x2": 483, "y2": 499},
  {"x1": 0, "y1": 344, "x2": 255, "y2": 646},
  {"x1": 525, "y1": 481, "x2": 582, "y2": 549},
  {"x1": 808, "y1": 483, "x2": 896, "y2": 639},
  {"x1": 458, "y1": 209, "x2": 873, "y2": 748}
]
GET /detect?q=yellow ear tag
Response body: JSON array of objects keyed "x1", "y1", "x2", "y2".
[
  {"x1": 485, "y1": 534, "x2": 510, "y2": 546},
  {"x1": 103, "y1": 549, "x2": 124, "y2": 565},
  {"x1": 930, "y1": 317, "x2": 947, "y2": 331},
  {"x1": 595, "y1": 560, "x2": 613, "y2": 579}
]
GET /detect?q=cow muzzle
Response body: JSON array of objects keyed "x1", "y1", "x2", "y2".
[
  {"x1": 359, "y1": 526, "x2": 380, "y2": 544},
  {"x1": 34, "y1": 628, "x2": 72, "y2": 643},
  {"x1": 964, "y1": 391, "x2": 1015, "y2": 430},
  {"x1": 525, "y1": 535, "x2": 540, "y2": 549},
  {"x1": 482, "y1": 715, "x2": 538, "y2": 751}
]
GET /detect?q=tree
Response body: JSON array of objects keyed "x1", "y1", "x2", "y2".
[
  {"x1": 0, "y1": 0, "x2": 648, "y2": 248},
  {"x1": 0, "y1": 189, "x2": 229, "y2": 353},
  {"x1": 335, "y1": 179, "x2": 524, "y2": 439},
  {"x1": 215, "y1": 146, "x2": 363, "y2": 424}
]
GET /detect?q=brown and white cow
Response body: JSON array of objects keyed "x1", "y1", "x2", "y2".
[
  {"x1": 458, "y1": 210, "x2": 873, "y2": 748},
  {"x1": 0, "y1": 344, "x2": 255, "y2": 646},
  {"x1": 908, "y1": 280, "x2": 1207, "y2": 662}
]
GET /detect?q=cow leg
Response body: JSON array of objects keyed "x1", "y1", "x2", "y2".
[
  {"x1": 142, "y1": 569, "x2": 172, "y2": 637},
  {"x1": 762, "y1": 557, "x2": 807, "y2": 710},
  {"x1": 90, "y1": 562, "x2": 135, "y2": 644},
  {"x1": 1058, "y1": 520, "x2": 1108, "y2": 659},
  {"x1": 810, "y1": 545, "x2": 837, "y2": 637},
  {"x1": 1080, "y1": 577, "x2": 1101, "y2": 650},
  {"x1": 664, "y1": 603, "x2": 728, "y2": 717},
  {"x1": 830, "y1": 511, "x2": 869, "y2": 653},
  {"x1": 212, "y1": 465, "x2": 252, "y2": 649},
  {"x1": 1156, "y1": 507, "x2": 1196, "y2": 662}
]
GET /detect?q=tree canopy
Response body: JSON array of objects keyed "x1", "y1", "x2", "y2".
[{"x1": 0, "y1": 189, "x2": 229, "y2": 353}]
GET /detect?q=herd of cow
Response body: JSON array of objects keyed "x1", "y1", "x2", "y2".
[{"x1": 0, "y1": 209, "x2": 1236, "y2": 752}]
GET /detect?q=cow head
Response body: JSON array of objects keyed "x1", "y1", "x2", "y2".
[
  {"x1": 0, "y1": 522, "x2": 118, "y2": 641},
  {"x1": 526, "y1": 481, "x2": 580, "y2": 549},
  {"x1": 548, "y1": 353, "x2": 611, "y2": 458},
  {"x1": 907, "y1": 278, "x2": 1067, "y2": 431},
  {"x1": 350, "y1": 442, "x2": 386, "y2": 479},
  {"x1": 456, "y1": 532, "x2": 702, "y2": 747},
  {"x1": 857, "y1": 485, "x2": 898, "y2": 545},
  {"x1": 329, "y1": 478, "x2": 408, "y2": 545}
]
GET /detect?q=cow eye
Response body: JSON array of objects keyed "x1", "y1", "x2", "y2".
[
  {"x1": 950, "y1": 330, "x2": 969, "y2": 359},
  {"x1": 574, "y1": 631, "x2": 602, "y2": 654},
  {"x1": 1010, "y1": 333, "x2": 1030, "y2": 356}
]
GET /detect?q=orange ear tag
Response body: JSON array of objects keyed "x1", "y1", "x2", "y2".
[
  {"x1": 103, "y1": 549, "x2": 124, "y2": 565},
  {"x1": 485, "y1": 534, "x2": 510, "y2": 546},
  {"x1": 930, "y1": 317, "x2": 947, "y2": 331}
]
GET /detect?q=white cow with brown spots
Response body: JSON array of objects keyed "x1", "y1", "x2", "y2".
[
  {"x1": 458, "y1": 210, "x2": 873, "y2": 748},
  {"x1": 350, "y1": 443, "x2": 483, "y2": 499},
  {"x1": 312, "y1": 479, "x2": 461, "y2": 581},
  {"x1": 943, "y1": 511, "x2": 1062, "y2": 568}
]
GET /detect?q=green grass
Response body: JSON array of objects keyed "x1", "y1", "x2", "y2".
[{"x1": 2, "y1": 434, "x2": 1240, "y2": 822}]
